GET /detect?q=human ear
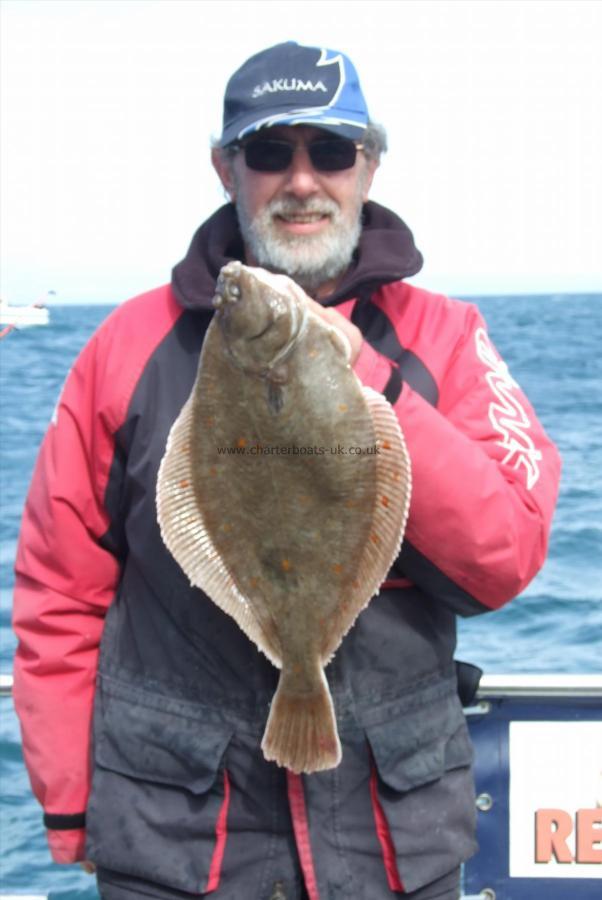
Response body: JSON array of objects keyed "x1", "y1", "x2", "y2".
[{"x1": 211, "y1": 148, "x2": 236, "y2": 201}]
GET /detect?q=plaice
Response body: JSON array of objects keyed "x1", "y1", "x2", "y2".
[{"x1": 156, "y1": 261, "x2": 412, "y2": 773}]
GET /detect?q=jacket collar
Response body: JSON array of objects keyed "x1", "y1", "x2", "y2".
[{"x1": 171, "y1": 200, "x2": 423, "y2": 310}]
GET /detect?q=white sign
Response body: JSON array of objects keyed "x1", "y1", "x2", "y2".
[{"x1": 509, "y1": 721, "x2": 602, "y2": 878}]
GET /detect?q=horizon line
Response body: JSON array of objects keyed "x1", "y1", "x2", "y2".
[{"x1": 37, "y1": 289, "x2": 602, "y2": 307}]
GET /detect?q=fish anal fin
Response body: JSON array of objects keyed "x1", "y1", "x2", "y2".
[{"x1": 320, "y1": 387, "x2": 412, "y2": 662}]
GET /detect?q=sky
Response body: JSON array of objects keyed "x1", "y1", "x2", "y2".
[{"x1": 1, "y1": 0, "x2": 601, "y2": 304}]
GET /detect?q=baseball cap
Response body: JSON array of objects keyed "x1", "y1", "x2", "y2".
[{"x1": 219, "y1": 42, "x2": 370, "y2": 147}]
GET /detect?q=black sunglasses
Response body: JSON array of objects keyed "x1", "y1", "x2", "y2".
[{"x1": 232, "y1": 137, "x2": 364, "y2": 173}]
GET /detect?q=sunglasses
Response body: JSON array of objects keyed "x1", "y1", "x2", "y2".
[{"x1": 233, "y1": 137, "x2": 364, "y2": 173}]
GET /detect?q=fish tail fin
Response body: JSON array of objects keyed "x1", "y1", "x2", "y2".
[{"x1": 261, "y1": 665, "x2": 341, "y2": 774}]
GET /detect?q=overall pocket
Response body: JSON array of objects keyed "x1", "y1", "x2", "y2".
[
  {"x1": 86, "y1": 684, "x2": 234, "y2": 895},
  {"x1": 366, "y1": 690, "x2": 477, "y2": 893}
]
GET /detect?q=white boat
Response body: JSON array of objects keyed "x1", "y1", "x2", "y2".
[{"x1": 0, "y1": 297, "x2": 51, "y2": 329}]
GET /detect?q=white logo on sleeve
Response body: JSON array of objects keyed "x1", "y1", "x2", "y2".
[{"x1": 475, "y1": 328, "x2": 542, "y2": 489}]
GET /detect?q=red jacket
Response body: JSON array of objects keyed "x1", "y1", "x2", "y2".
[{"x1": 12, "y1": 202, "x2": 561, "y2": 896}]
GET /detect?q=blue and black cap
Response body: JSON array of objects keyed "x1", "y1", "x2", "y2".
[{"x1": 219, "y1": 42, "x2": 370, "y2": 147}]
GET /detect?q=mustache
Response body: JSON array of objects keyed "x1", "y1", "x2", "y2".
[{"x1": 266, "y1": 197, "x2": 341, "y2": 218}]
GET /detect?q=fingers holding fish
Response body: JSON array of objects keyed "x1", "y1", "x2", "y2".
[{"x1": 304, "y1": 296, "x2": 362, "y2": 365}]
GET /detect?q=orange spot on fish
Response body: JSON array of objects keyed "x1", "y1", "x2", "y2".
[
  {"x1": 332, "y1": 563, "x2": 343, "y2": 575},
  {"x1": 382, "y1": 440, "x2": 391, "y2": 450},
  {"x1": 308, "y1": 349, "x2": 318, "y2": 358},
  {"x1": 237, "y1": 437, "x2": 247, "y2": 448},
  {"x1": 338, "y1": 403, "x2": 348, "y2": 413},
  {"x1": 281, "y1": 559, "x2": 293, "y2": 572},
  {"x1": 381, "y1": 495, "x2": 389, "y2": 508},
  {"x1": 370, "y1": 533, "x2": 380, "y2": 545},
  {"x1": 179, "y1": 479, "x2": 190, "y2": 489}
]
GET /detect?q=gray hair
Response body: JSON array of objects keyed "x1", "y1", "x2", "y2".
[
  {"x1": 212, "y1": 122, "x2": 388, "y2": 165},
  {"x1": 361, "y1": 122, "x2": 388, "y2": 163},
  {"x1": 211, "y1": 136, "x2": 237, "y2": 163}
]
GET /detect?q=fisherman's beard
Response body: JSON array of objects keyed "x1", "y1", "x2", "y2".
[{"x1": 234, "y1": 180, "x2": 366, "y2": 296}]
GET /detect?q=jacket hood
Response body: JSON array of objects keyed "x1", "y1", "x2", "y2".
[{"x1": 171, "y1": 200, "x2": 423, "y2": 310}]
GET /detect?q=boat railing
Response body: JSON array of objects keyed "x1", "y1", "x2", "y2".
[{"x1": 2, "y1": 673, "x2": 601, "y2": 899}]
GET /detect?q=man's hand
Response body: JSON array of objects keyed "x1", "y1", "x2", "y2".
[{"x1": 306, "y1": 298, "x2": 363, "y2": 365}]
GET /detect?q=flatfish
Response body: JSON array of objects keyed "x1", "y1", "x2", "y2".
[{"x1": 156, "y1": 261, "x2": 411, "y2": 773}]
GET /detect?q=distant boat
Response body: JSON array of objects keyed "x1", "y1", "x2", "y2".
[{"x1": 0, "y1": 293, "x2": 53, "y2": 332}]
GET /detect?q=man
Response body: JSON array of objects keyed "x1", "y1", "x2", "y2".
[{"x1": 13, "y1": 42, "x2": 561, "y2": 900}]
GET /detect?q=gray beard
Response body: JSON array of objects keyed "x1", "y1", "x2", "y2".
[{"x1": 234, "y1": 189, "x2": 364, "y2": 296}]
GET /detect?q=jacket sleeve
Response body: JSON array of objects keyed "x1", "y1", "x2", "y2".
[
  {"x1": 389, "y1": 302, "x2": 561, "y2": 614},
  {"x1": 352, "y1": 296, "x2": 561, "y2": 616},
  {"x1": 12, "y1": 332, "x2": 121, "y2": 863}
]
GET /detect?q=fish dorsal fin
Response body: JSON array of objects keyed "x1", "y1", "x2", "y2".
[
  {"x1": 319, "y1": 386, "x2": 412, "y2": 663},
  {"x1": 156, "y1": 393, "x2": 283, "y2": 669}
]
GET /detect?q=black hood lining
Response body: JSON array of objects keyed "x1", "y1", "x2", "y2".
[{"x1": 171, "y1": 200, "x2": 423, "y2": 311}]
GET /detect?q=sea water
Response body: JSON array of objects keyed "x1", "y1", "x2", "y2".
[{"x1": 1, "y1": 296, "x2": 601, "y2": 897}]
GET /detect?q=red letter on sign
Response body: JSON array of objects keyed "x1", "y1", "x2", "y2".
[
  {"x1": 576, "y1": 809, "x2": 602, "y2": 863},
  {"x1": 535, "y1": 809, "x2": 573, "y2": 863}
]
